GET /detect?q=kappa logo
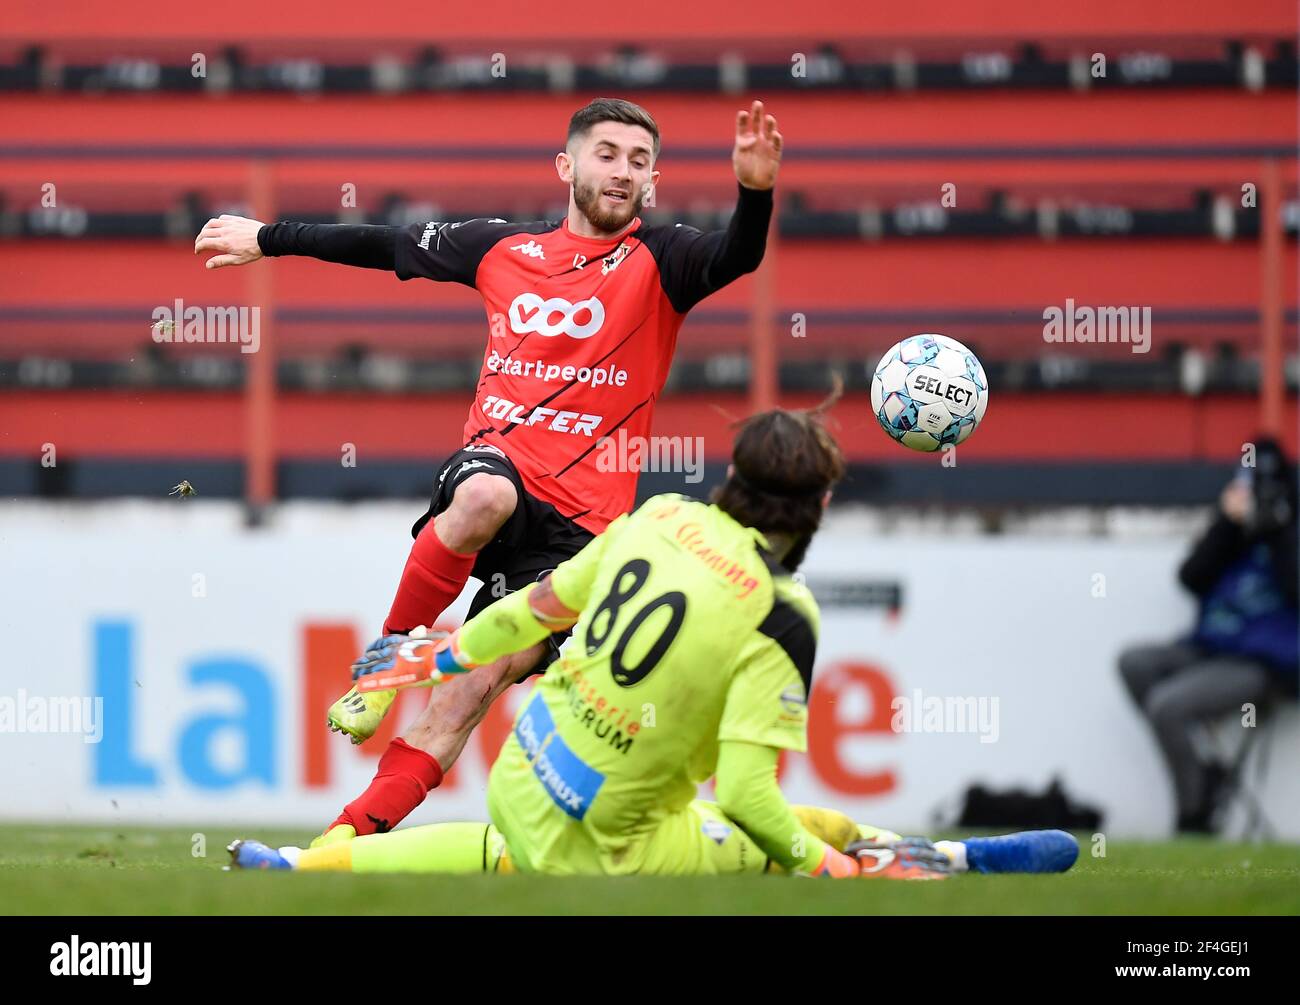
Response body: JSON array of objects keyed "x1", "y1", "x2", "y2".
[
  {"x1": 507, "y1": 293, "x2": 605, "y2": 339},
  {"x1": 510, "y1": 240, "x2": 546, "y2": 260},
  {"x1": 455, "y1": 460, "x2": 493, "y2": 479},
  {"x1": 462, "y1": 443, "x2": 507, "y2": 458},
  {"x1": 439, "y1": 458, "x2": 493, "y2": 485}
]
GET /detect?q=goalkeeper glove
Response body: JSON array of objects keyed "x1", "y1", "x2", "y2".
[
  {"x1": 845, "y1": 837, "x2": 952, "y2": 880},
  {"x1": 349, "y1": 633, "x2": 412, "y2": 682},
  {"x1": 351, "y1": 627, "x2": 478, "y2": 691}
]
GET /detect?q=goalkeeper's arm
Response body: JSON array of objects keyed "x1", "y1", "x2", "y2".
[
  {"x1": 351, "y1": 579, "x2": 578, "y2": 690},
  {"x1": 442, "y1": 517, "x2": 618, "y2": 670},
  {"x1": 358, "y1": 524, "x2": 619, "y2": 688},
  {"x1": 714, "y1": 740, "x2": 860, "y2": 877},
  {"x1": 439, "y1": 579, "x2": 580, "y2": 672}
]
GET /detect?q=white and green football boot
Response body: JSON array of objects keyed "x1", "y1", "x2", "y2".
[
  {"x1": 327, "y1": 627, "x2": 446, "y2": 744},
  {"x1": 326, "y1": 685, "x2": 398, "y2": 745}
]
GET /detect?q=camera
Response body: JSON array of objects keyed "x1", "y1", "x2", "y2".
[{"x1": 1249, "y1": 438, "x2": 1296, "y2": 535}]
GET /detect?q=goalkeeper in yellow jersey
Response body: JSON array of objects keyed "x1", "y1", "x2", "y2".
[{"x1": 230, "y1": 399, "x2": 1077, "y2": 880}]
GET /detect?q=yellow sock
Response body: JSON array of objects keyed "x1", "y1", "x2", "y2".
[
  {"x1": 298, "y1": 823, "x2": 515, "y2": 874},
  {"x1": 309, "y1": 823, "x2": 356, "y2": 850},
  {"x1": 296, "y1": 842, "x2": 355, "y2": 872}
]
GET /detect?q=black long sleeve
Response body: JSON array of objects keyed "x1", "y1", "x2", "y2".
[
  {"x1": 256, "y1": 222, "x2": 399, "y2": 271},
  {"x1": 647, "y1": 183, "x2": 774, "y2": 314},
  {"x1": 1178, "y1": 513, "x2": 1248, "y2": 598}
]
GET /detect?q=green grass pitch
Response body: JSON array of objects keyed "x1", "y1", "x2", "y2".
[{"x1": 2, "y1": 824, "x2": 1298, "y2": 915}]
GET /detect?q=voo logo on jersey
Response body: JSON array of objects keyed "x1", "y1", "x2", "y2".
[{"x1": 507, "y1": 293, "x2": 605, "y2": 340}]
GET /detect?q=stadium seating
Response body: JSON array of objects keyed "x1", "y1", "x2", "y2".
[{"x1": 0, "y1": 0, "x2": 1295, "y2": 501}]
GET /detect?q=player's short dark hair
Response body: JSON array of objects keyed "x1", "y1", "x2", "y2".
[
  {"x1": 711, "y1": 382, "x2": 845, "y2": 571},
  {"x1": 567, "y1": 97, "x2": 661, "y2": 161}
]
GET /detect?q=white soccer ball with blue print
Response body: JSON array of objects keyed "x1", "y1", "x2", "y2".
[{"x1": 870, "y1": 334, "x2": 988, "y2": 452}]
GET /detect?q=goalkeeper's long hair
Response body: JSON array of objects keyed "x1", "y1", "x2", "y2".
[{"x1": 711, "y1": 379, "x2": 845, "y2": 572}]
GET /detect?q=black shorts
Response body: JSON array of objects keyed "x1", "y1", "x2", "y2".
[{"x1": 412, "y1": 444, "x2": 594, "y2": 679}]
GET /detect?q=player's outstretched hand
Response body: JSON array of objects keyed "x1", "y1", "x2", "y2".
[
  {"x1": 733, "y1": 99, "x2": 782, "y2": 191},
  {"x1": 194, "y1": 214, "x2": 265, "y2": 270}
]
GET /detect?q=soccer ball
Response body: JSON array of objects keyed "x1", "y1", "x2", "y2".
[{"x1": 870, "y1": 334, "x2": 988, "y2": 452}]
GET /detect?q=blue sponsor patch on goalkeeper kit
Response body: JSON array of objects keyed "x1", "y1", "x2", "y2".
[{"x1": 515, "y1": 693, "x2": 605, "y2": 820}]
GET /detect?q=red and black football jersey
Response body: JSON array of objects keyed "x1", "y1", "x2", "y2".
[
  {"x1": 259, "y1": 184, "x2": 771, "y2": 534},
  {"x1": 390, "y1": 185, "x2": 772, "y2": 533}
]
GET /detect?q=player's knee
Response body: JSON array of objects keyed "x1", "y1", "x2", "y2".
[
  {"x1": 1118, "y1": 645, "x2": 1169, "y2": 702},
  {"x1": 445, "y1": 474, "x2": 517, "y2": 549},
  {"x1": 1143, "y1": 681, "x2": 1190, "y2": 726}
]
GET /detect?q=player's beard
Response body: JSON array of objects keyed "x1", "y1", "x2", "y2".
[{"x1": 572, "y1": 170, "x2": 644, "y2": 234}]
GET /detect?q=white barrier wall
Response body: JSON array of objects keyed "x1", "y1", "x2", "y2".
[{"x1": 1, "y1": 501, "x2": 1296, "y2": 839}]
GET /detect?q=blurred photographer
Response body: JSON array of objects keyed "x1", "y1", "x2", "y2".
[{"x1": 1119, "y1": 437, "x2": 1298, "y2": 834}]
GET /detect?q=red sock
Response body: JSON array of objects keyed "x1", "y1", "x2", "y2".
[
  {"x1": 383, "y1": 518, "x2": 478, "y2": 635},
  {"x1": 330, "y1": 738, "x2": 444, "y2": 836}
]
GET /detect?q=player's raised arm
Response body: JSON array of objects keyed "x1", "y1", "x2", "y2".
[
  {"x1": 652, "y1": 100, "x2": 781, "y2": 314},
  {"x1": 733, "y1": 98, "x2": 783, "y2": 192},
  {"x1": 195, "y1": 214, "x2": 512, "y2": 287}
]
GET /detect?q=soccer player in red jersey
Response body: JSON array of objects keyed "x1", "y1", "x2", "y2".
[{"x1": 194, "y1": 97, "x2": 782, "y2": 840}]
